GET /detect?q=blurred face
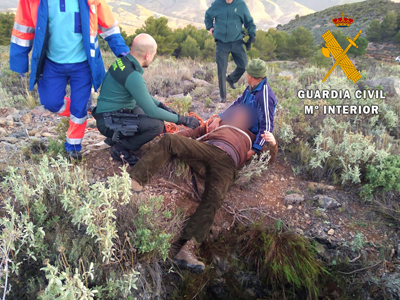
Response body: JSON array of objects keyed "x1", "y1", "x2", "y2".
[
  {"x1": 226, "y1": 0, "x2": 234, "y2": 4},
  {"x1": 225, "y1": 106, "x2": 252, "y2": 129}
]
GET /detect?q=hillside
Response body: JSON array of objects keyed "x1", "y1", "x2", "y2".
[{"x1": 278, "y1": 0, "x2": 400, "y2": 44}]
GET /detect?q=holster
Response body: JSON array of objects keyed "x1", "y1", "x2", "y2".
[{"x1": 103, "y1": 109, "x2": 140, "y2": 143}]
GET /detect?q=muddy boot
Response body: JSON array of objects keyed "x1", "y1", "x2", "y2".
[
  {"x1": 110, "y1": 142, "x2": 139, "y2": 166},
  {"x1": 174, "y1": 239, "x2": 205, "y2": 274},
  {"x1": 131, "y1": 178, "x2": 143, "y2": 194}
]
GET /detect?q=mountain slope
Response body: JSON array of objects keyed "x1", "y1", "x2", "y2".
[{"x1": 278, "y1": 0, "x2": 400, "y2": 44}]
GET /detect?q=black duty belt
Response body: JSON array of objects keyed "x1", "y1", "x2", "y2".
[{"x1": 103, "y1": 109, "x2": 140, "y2": 143}]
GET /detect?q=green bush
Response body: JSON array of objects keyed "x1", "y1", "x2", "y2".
[{"x1": 362, "y1": 155, "x2": 400, "y2": 199}]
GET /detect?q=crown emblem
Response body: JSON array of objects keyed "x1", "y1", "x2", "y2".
[{"x1": 332, "y1": 12, "x2": 354, "y2": 27}]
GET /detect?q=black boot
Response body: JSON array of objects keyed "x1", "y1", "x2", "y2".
[
  {"x1": 227, "y1": 76, "x2": 237, "y2": 89},
  {"x1": 110, "y1": 142, "x2": 139, "y2": 166},
  {"x1": 67, "y1": 150, "x2": 83, "y2": 161}
]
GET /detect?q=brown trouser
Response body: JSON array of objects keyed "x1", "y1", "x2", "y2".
[{"x1": 129, "y1": 134, "x2": 238, "y2": 243}]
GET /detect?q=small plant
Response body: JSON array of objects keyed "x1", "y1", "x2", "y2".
[
  {"x1": 237, "y1": 151, "x2": 271, "y2": 185},
  {"x1": 170, "y1": 95, "x2": 192, "y2": 115},
  {"x1": 204, "y1": 97, "x2": 213, "y2": 108},
  {"x1": 351, "y1": 232, "x2": 366, "y2": 253}
]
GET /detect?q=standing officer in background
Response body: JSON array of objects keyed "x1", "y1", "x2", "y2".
[
  {"x1": 9, "y1": 0, "x2": 129, "y2": 160},
  {"x1": 205, "y1": 0, "x2": 256, "y2": 103}
]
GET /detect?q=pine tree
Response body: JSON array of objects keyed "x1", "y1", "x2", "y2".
[
  {"x1": 253, "y1": 30, "x2": 276, "y2": 61},
  {"x1": 180, "y1": 36, "x2": 201, "y2": 59},
  {"x1": 287, "y1": 27, "x2": 314, "y2": 59},
  {"x1": 366, "y1": 19, "x2": 382, "y2": 42},
  {"x1": 135, "y1": 17, "x2": 177, "y2": 55},
  {"x1": 0, "y1": 13, "x2": 14, "y2": 46},
  {"x1": 381, "y1": 11, "x2": 398, "y2": 38}
]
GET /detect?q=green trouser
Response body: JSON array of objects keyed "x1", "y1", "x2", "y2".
[
  {"x1": 93, "y1": 106, "x2": 164, "y2": 151},
  {"x1": 129, "y1": 134, "x2": 238, "y2": 243},
  {"x1": 216, "y1": 40, "x2": 248, "y2": 99}
]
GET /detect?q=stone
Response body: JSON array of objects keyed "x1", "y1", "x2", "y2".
[
  {"x1": 28, "y1": 129, "x2": 39, "y2": 136},
  {"x1": 86, "y1": 118, "x2": 97, "y2": 129},
  {"x1": 328, "y1": 229, "x2": 335, "y2": 235},
  {"x1": 314, "y1": 195, "x2": 341, "y2": 209},
  {"x1": 5, "y1": 115, "x2": 14, "y2": 126},
  {"x1": 41, "y1": 132, "x2": 53, "y2": 137},
  {"x1": 308, "y1": 182, "x2": 335, "y2": 193},
  {"x1": 192, "y1": 78, "x2": 211, "y2": 87},
  {"x1": 295, "y1": 228, "x2": 304, "y2": 235},
  {"x1": 0, "y1": 128, "x2": 7, "y2": 137},
  {"x1": 20, "y1": 112, "x2": 33, "y2": 124},
  {"x1": 314, "y1": 242, "x2": 325, "y2": 255},
  {"x1": 287, "y1": 205, "x2": 293, "y2": 210},
  {"x1": 284, "y1": 194, "x2": 305, "y2": 205},
  {"x1": 0, "y1": 108, "x2": 17, "y2": 117},
  {"x1": 0, "y1": 118, "x2": 6, "y2": 125},
  {"x1": 0, "y1": 137, "x2": 19, "y2": 144}
]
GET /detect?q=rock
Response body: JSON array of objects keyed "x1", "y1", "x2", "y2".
[
  {"x1": 182, "y1": 80, "x2": 193, "y2": 87},
  {"x1": 0, "y1": 137, "x2": 19, "y2": 144},
  {"x1": 5, "y1": 115, "x2": 14, "y2": 126},
  {"x1": 41, "y1": 132, "x2": 53, "y2": 137},
  {"x1": 169, "y1": 93, "x2": 185, "y2": 99},
  {"x1": 314, "y1": 242, "x2": 325, "y2": 255},
  {"x1": 28, "y1": 129, "x2": 39, "y2": 136},
  {"x1": 192, "y1": 78, "x2": 211, "y2": 87},
  {"x1": 0, "y1": 118, "x2": 6, "y2": 125},
  {"x1": 328, "y1": 229, "x2": 335, "y2": 236},
  {"x1": 212, "y1": 254, "x2": 229, "y2": 276},
  {"x1": 314, "y1": 195, "x2": 341, "y2": 209},
  {"x1": 295, "y1": 228, "x2": 304, "y2": 235},
  {"x1": 287, "y1": 205, "x2": 293, "y2": 210},
  {"x1": 0, "y1": 108, "x2": 18, "y2": 117},
  {"x1": 20, "y1": 112, "x2": 33, "y2": 124},
  {"x1": 308, "y1": 182, "x2": 335, "y2": 193},
  {"x1": 0, "y1": 128, "x2": 7, "y2": 137},
  {"x1": 358, "y1": 77, "x2": 400, "y2": 96},
  {"x1": 86, "y1": 118, "x2": 97, "y2": 129},
  {"x1": 284, "y1": 194, "x2": 305, "y2": 205}
]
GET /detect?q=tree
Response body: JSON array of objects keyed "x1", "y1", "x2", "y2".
[
  {"x1": 0, "y1": 12, "x2": 14, "y2": 46},
  {"x1": 331, "y1": 30, "x2": 368, "y2": 57},
  {"x1": 381, "y1": 11, "x2": 398, "y2": 38},
  {"x1": 135, "y1": 17, "x2": 177, "y2": 55},
  {"x1": 268, "y1": 28, "x2": 290, "y2": 60},
  {"x1": 253, "y1": 30, "x2": 276, "y2": 61},
  {"x1": 287, "y1": 27, "x2": 314, "y2": 59},
  {"x1": 366, "y1": 19, "x2": 381, "y2": 42},
  {"x1": 180, "y1": 36, "x2": 201, "y2": 59}
]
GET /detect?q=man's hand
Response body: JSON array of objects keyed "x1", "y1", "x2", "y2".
[
  {"x1": 158, "y1": 102, "x2": 178, "y2": 115},
  {"x1": 209, "y1": 28, "x2": 214, "y2": 36},
  {"x1": 261, "y1": 131, "x2": 277, "y2": 146},
  {"x1": 177, "y1": 115, "x2": 200, "y2": 129},
  {"x1": 248, "y1": 34, "x2": 256, "y2": 44},
  {"x1": 208, "y1": 117, "x2": 221, "y2": 132},
  {"x1": 246, "y1": 150, "x2": 256, "y2": 161}
]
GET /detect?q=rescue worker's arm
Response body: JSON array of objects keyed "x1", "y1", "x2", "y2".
[
  {"x1": 204, "y1": 3, "x2": 216, "y2": 31},
  {"x1": 97, "y1": 0, "x2": 129, "y2": 57},
  {"x1": 242, "y1": 3, "x2": 256, "y2": 38},
  {"x1": 9, "y1": 0, "x2": 35, "y2": 74},
  {"x1": 176, "y1": 126, "x2": 207, "y2": 139},
  {"x1": 125, "y1": 72, "x2": 179, "y2": 123}
]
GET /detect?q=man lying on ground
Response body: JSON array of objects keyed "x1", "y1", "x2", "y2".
[
  {"x1": 128, "y1": 106, "x2": 278, "y2": 273},
  {"x1": 93, "y1": 33, "x2": 200, "y2": 166}
]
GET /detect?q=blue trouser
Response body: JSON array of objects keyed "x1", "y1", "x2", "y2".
[{"x1": 37, "y1": 58, "x2": 92, "y2": 152}]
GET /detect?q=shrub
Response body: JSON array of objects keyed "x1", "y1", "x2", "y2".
[
  {"x1": 170, "y1": 95, "x2": 193, "y2": 115},
  {"x1": 237, "y1": 151, "x2": 271, "y2": 185},
  {"x1": 362, "y1": 155, "x2": 400, "y2": 199},
  {"x1": 239, "y1": 222, "x2": 327, "y2": 298}
]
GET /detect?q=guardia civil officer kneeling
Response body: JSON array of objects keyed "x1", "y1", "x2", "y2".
[{"x1": 93, "y1": 34, "x2": 200, "y2": 166}]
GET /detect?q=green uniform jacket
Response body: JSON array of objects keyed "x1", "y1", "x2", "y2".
[
  {"x1": 205, "y1": 0, "x2": 256, "y2": 43},
  {"x1": 96, "y1": 54, "x2": 179, "y2": 123}
]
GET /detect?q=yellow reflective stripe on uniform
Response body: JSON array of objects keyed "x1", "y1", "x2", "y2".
[
  {"x1": 11, "y1": 35, "x2": 33, "y2": 47},
  {"x1": 14, "y1": 22, "x2": 35, "y2": 33}
]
